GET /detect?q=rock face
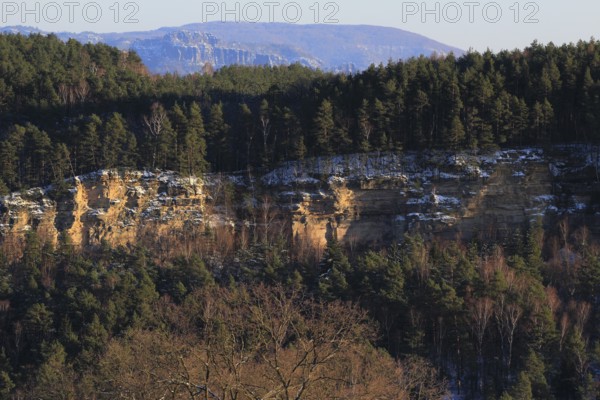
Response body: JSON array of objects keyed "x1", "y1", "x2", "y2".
[
  {"x1": 130, "y1": 31, "x2": 303, "y2": 74},
  {"x1": 0, "y1": 170, "x2": 205, "y2": 247},
  {"x1": 264, "y1": 147, "x2": 600, "y2": 248},
  {"x1": 1, "y1": 147, "x2": 599, "y2": 249}
]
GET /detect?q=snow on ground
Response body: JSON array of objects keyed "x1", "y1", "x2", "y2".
[
  {"x1": 549, "y1": 163, "x2": 563, "y2": 177},
  {"x1": 535, "y1": 195, "x2": 556, "y2": 203},
  {"x1": 263, "y1": 153, "x2": 415, "y2": 186},
  {"x1": 572, "y1": 202, "x2": 587, "y2": 211},
  {"x1": 407, "y1": 194, "x2": 461, "y2": 208},
  {"x1": 260, "y1": 148, "x2": 556, "y2": 187},
  {"x1": 407, "y1": 196, "x2": 430, "y2": 206},
  {"x1": 439, "y1": 172, "x2": 462, "y2": 179},
  {"x1": 261, "y1": 152, "x2": 414, "y2": 186},
  {"x1": 407, "y1": 212, "x2": 457, "y2": 227},
  {"x1": 434, "y1": 195, "x2": 462, "y2": 207}
]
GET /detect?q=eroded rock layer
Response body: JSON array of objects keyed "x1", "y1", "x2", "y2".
[{"x1": 1, "y1": 147, "x2": 599, "y2": 248}]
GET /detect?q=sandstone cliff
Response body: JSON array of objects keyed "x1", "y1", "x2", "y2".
[
  {"x1": 1, "y1": 147, "x2": 599, "y2": 249},
  {"x1": 0, "y1": 170, "x2": 205, "y2": 247}
]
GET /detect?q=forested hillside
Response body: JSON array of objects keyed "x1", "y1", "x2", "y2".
[
  {"x1": 1, "y1": 220, "x2": 600, "y2": 399},
  {"x1": 1, "y1": 34, "x2": 600, "y2": 192},
  {"x1": 0, "y1": 33, "x2": 600, "y2": 399}
]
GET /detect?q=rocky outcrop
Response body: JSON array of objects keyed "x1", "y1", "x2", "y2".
[
  {"x1": 1, "y1": 147, "x2": 599, "y2": 249},
  {"x1": 0, "y1": 170, "x2": 205, "y2": 247},
  {"x1": 265, "y1": 147, "x2": 600, "y2": 247},
  {"x1": 130, "y1": 31, "x2": 316, "y2": 74}
]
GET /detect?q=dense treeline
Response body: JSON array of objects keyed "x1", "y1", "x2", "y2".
[
  {"x1": 2, "y1": 34, "x2": 600, "y2": 193},
  {"x1": 0, "y1": 218, "x2": 599, "y2": 398}
]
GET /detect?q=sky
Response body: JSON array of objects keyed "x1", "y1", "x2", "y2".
[{"x1": 3, "y1": 0, "x2": 599, "y2": 51}]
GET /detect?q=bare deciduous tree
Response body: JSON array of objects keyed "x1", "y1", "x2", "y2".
[
  {"x1": 75, "y1": 79, "x2": 90, "y2": 103},
  {"x1": 90, "y1": 285, "x2": 449, "y2": 399},
  {"x1": 144, "y1": 102, "x2": 168, "y2": 169},
  {"x1": 468, "y1": 296, "x2": 493, "y2": 392}
]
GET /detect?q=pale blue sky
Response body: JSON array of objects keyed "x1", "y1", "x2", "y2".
[{"x1": 6, "y1": 0, "x2": 599, "y2": 51}]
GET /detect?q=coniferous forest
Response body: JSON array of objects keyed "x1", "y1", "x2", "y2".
[
  {"x1": 1, "y1": 34, "x2": 600, "y2": 191},
  {"x1": 0, "y1": 33, "x2": 599, "y2": 399}
]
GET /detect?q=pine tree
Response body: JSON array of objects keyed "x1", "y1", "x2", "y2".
[
  {"x1": 510, "y1": 372, "x2": 533, "y2": 400},
  {"x1": 577, "y1": 250, "x2": 600, "y2": 303},
  {"x1": 0, "y1": 371, "x2": 14, "y2": 398},
  {"x1": 563, "y1": 329, "x2": 591, "y2": 399},
  {"x1": 79, "y1": 314, "x2": 109, "y2": 365},
  {"x1": 18, "y1": 124, "x2": 52, "y2": 187},
  {"x1": 357, "y1": 99, "x2": 372, "y2": 152},
  {"x1": 143, "y1": 103, "x2": 175, "y2": 170},
  {"x1": 447, "y1": 115, "x2": 466, "y2": 152},
  {"x1": 259, "y1": 99, "x2": 272, "y2": 166},
  {"x1": 318, "y1": 239, "x2": 352, "y2": 300},
  {"x1": 407, "y1": 90, "x2": 429, "y2": 148},
  {"x1": 523, "y1": 350, "x2": 551, "y2": 399},
  {"x1": 293, "y1": 135, "x2": 307, "y2": 161},
  {"x1": 170, "y1": 102, "x2": 189, "y2": 166},
  {"x1": 511, "y1": 96, "x2": 529, "y2": 143},
  {"x1": 239, "y1": 103, "x2": 254, "y2": 168},
  {"x1": 278, "y1": 106, "x2": 301, "y2": 162},
  {"x1": 102, "y1": 113, "x2": 137, "y2": 169},
  {"x1": 49, "y1": 143, "x2": 72, "y2": 193},
  {"x1": 524, "y1": 219, "x2": 544, "y2": 279},
  {"x1": 0, "y1": 133, "x2": 21, "y2": 190},
  {"x1": 582, "y1": 67, "x2": 596, "y2": 141},
  {"x1": 20, "y1": 231, "x2": 43, "y2": 295},
  {"x1": 374, "y1": 98, "x2": 392, "y2": 150},
  {"x1": 313, "y1": 99, "x2": 335, "y2": 155},
  {"x1": 157, "y1": 117, "x2": 176, "y2": 170},
  {"x1": 79, "y1": 114, "x2": 102, "y2": 173},
  {"x1": 541, "y1": 99, "x2": 554, "y2": 140},
  {"x1": 0, "y1": 179, "x2": 8, "y2": 196},
  {"x1": 179, "y1": 102, "x2": 208, "y2": 176},
  {"x1": 490, "y1": 92, "x2": 511, "y2": 143},
  {"x1": 207, "y1": 102, "x2": 231, "y2": 171},
  {"x1": 32, "y1": 341, "x2": 76, "y2": 399}
]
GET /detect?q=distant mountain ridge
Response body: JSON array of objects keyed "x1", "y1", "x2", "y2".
[{"x1": 0, "y1": 23, "x2": 464, "y2": 74}]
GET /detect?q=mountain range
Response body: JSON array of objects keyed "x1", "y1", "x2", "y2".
[{"x1": 1, "y1": 23, "x2": 464, "y2": 74}]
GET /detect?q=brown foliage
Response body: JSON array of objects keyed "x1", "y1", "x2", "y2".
[{"x1": 89, "y1": 285, "x2": 448, "y2": 399}]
